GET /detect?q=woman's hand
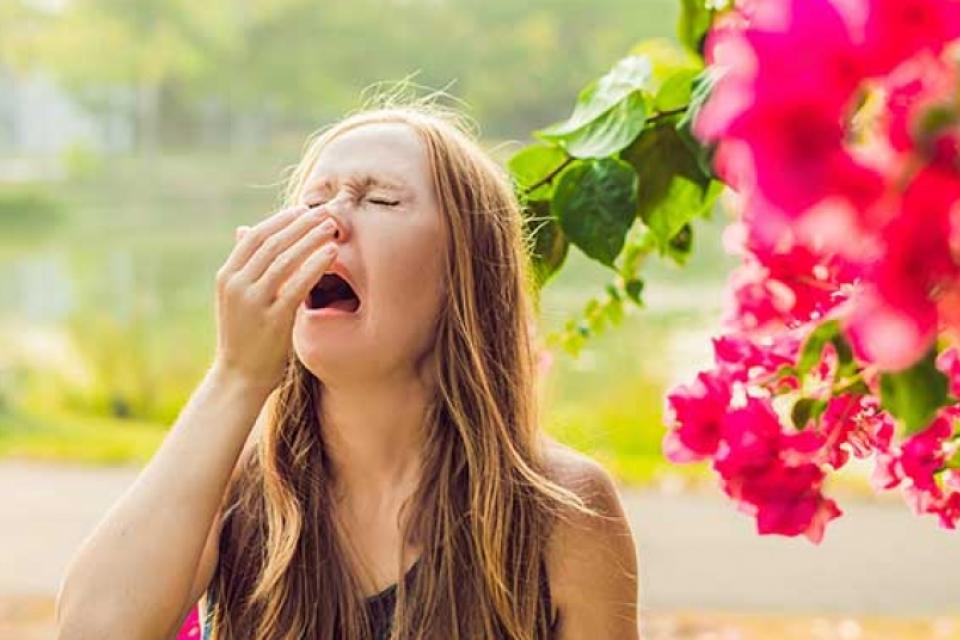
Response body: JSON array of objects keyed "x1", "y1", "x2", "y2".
[{"x1": 212, "y1": 203, "x2": 338, "y2": 393}]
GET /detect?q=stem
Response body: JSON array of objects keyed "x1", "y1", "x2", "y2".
[
  {"x1": 646, "y1": 106, "x2": 688, "y2": 124},
  {"x1": 521, "y1": 156, "x2": 575, "y2": 197},
  {"x1": 518, "y1": 105, "x2": 690, "y2": 198}
]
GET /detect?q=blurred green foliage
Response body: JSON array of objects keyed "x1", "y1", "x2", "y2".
[
  {"x1": 60, "y1": 141, "x2": 105, "y2": 181},
  {"x1": 4, "y1": 0, "x2": 678, "y2": 146},
  {"x1": 0, "y1": 185, "x2": 67, "y2": 250}
]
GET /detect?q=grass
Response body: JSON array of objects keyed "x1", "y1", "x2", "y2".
[{"x1": 0, "y1": 409, "x2": 166, "y2": 466}]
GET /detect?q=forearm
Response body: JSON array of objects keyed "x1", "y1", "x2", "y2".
[{"x1": 56, "y1": 364, "x2": 270, "y2": 639}]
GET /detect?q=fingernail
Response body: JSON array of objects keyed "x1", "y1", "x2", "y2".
[{"x1": 319, "y1": 219, "x2": 335, "y2": 232}]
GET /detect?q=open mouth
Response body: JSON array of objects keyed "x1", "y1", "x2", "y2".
[{"x1": 307, "y1": 273, "x2": 361, "y2": 313}]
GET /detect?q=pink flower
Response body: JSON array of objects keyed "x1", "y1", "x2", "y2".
[
  {"x1": 696, "y1": 0, "x2": 882, "y2": 216},
  {"x1": 881, "y1": 166, "x2": 960, "y2": 299},
  {"x1": 872, "y1": 450, "x2": 904, "y2": 490},
  {"x1": 663, "y1": 372, "x2": 732, "y2": 462},
  {"x1": 861, "y1": 0, "x2": 960, "y2": 76},
  {"x1": 936, "y1": 345, "x2": 960, "y2": 396},
  {"x1": 933, "y1": 491, "x2": 960, "y2": 529},
  {"x1": 175, "y1": 605, "x2": 201, "y2": 639},
  {"x1": 845, "y1": 287, "x2": 938, "y2": 371},
  {"x1": 713, "y1": 399, "x2": 783, "y2": 478},
  {"x1": 712, "y1": 332, "x2": 800, "y2": 380},
  {"x1": 904, "y1": 484, "x2": 960, "y2": 528},
  {"x1": 900, "y1": 416, "x2": 952, "y2": 491},
  {"x1": 711, "y1": 398, "x2": 840, "y2": 543},
  {"x1": 701, "y1": 0, "x2": 867, "y2": 128},
  {"x1": 722, "y1": 228, "x2": 859, "y2": 332},
  {"x1": 881, "y1": 50, "x2": 957, "y2": 153},
  {"x1": 708, "y1": 91, "x2": 884, "y2": 219},
  {"x1": 745, "y1": 463, "x2": 842, "y2": 544},
  {"x1": 818, "y1": 394, "x2": 893, "y2": 469},
  {"x1": 846, "y1": 165, "x2": 960, "y2": 368}
]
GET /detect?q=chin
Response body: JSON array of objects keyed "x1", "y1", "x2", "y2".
[{"x1": 293, "y1": 336, "x2": 353, "y2": 370}]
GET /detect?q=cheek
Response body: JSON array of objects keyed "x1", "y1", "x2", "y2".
[{"x1": 373, "y1": 222, "x2": 446, "y2": 316}]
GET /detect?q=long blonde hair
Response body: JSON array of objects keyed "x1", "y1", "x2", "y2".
[{"x1": 205, "y1": 93, "x2": 593, "y2": 639}]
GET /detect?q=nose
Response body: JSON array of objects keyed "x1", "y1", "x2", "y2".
[{"x1": 306, "y1": 199, "x2": 350, "y2": 243}]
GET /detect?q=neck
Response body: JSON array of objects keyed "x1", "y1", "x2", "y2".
[{"x1": 319, "y1": 368, "x2": 431, "y2": 505}]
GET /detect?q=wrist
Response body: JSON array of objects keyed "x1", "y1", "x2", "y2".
[{"x1": 207, "y1": 360, "x2": 277, "y2": 404}]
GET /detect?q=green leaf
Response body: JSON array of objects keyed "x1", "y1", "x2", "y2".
[
  {"x1": 616, "y1": 221, "x2": 657, "y2": 279},
  {"x1": 665, "y1": 222, "x2": 694, "y2": 265},
  {"x1": 915, "y1": 104, "x2": 958, "y2": 141},
  {"x1": 620, "y1": 123, "x2": 719, "y2": 253},
  {"x1": 522, "y1": 199, "x2": 569, "y2": 287},
  {"x1": 625, "y1": 278, "x2": 645, "y2": 305},
  {"x1": 559, "y1": 90, "x2": 649, "y2": 159},
  {"x1": 797, "y1": 319, "x2": 856, "y2": 380},
  {"x1": 798, "y1": 320, "x2": 841, "y2": 375},
  {"x1": 677, "y1": 0, "x2": 715, "y2": 57},
  {"x1": 791, "y1": 397, "x2": 815, "y2": 430},
  {"x1": 655, "y1": 67, "x2": 700, "y2": 112},
  {"x1": 790, "y1": 397, "x2": 828, "y2": 430},
  {"x1": 508, "y1": 144, "x2": 568, "y2": 201},
  {"x1": 628, "y1": 38, "x2": 703, "y2": 92},
  {"x1": 879, "y1": 347, "x2": 951, "y2": 436},
  {"x1": 775, "y1": 364, "x2": 800, "y2": 380},
  {"x1": 834, "y1": 378, "x2": 870, "y2": 397},
  {"x1": 536, "y1": 55, "x2": 653, "y2": 139},
  {"x1": 551, "y1": 158, "x2": 639, "y2": 267},
  {"x1": 676, "y1": 66, "x2": 722, "y2": 179},
  {"x1": 946, "y1": 446, "x2": 960, "y2": 470}
]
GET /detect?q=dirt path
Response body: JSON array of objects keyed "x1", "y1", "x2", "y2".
[{"x1": 3, "y1": 459, "x2": 958, "y2": 618}]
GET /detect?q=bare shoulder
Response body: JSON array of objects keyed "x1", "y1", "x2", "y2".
[
  {"x1": 541, "y1": 438, "x2": 640, "y2": 639},
  {"x1": 542, "y1": 438, "x2": 620, "y2": 508}
]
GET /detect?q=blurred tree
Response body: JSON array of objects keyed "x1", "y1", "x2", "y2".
[{"x1": 5, "y1": 0, "x2": 679, "y2": 150}]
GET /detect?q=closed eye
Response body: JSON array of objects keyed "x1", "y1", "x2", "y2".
[{"x1": 368, "y1": 198, "x2": 400, "y2": 206}]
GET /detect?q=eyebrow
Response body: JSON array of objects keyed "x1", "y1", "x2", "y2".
[{"x1": 305, "y1": 173, "x2": 408, "y2": 192}]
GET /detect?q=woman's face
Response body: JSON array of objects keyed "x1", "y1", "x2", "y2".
[{"x1": 291, "y1": 122, "x2": 448, "y2": 383}]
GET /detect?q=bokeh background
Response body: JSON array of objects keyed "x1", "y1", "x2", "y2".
[{"x1": 0, "y1": 1, "x2": 957, "y2": 638}]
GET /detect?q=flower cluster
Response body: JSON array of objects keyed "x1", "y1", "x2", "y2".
[
  {"x1": 702, "y1": 0, "x2": 960, "y2": 367},
  {"x1": 664, "y1": 0, "x2": 960, "y2": 540},
  {"x1": 666, "y1": 327, "x2": 960, "y2": 541}
]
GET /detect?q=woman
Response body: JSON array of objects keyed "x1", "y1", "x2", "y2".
[{"x1": 56, "y1": 98, "x2": 639, "y2": 640}]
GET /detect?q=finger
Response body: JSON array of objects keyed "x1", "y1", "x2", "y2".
[
  {"x1": 235, "y1": 225, "x2": 250, "y2": 241},
  {"x1": 275, "y1": 243, "x2": 339, "y2": 311},
  {"x1": 220, "y1": 204, "x2": 308, "y2": 276},
  {"x1": 253, "y1": 219, "x2": 339, "y2": 298},
  {"x1": 237, "y1": 209, "x2": 333, "y2": 285}
]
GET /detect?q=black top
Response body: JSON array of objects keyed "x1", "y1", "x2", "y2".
[
  {"x1": 201, "y1": 558, "x2": 553, "y2": 639},
  {"x1": 364, "y1": 558, "x2": 421, "y2": 640},
  {"x1": 365, "y1": 557, "x2": 555, "y2": 639}
]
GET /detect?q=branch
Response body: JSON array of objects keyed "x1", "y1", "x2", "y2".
[
  {"x1": 518, "y1": 105, "x2": 690, "y2": 198},
  {"x1": 646, "y1": 106, "x2": 688, "y2": 125},
  {"x1": 520, "y1": 156, "x2": 575, "y2": 197}
]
